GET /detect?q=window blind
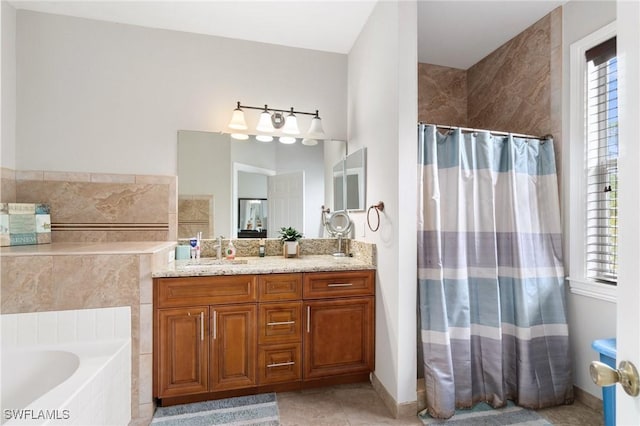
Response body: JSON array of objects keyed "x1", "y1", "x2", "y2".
[{"x1": 585, "y1": 37, "x2": 618, "y2": 283}]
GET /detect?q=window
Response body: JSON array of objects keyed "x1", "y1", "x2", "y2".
[
  {"x1": 585, "y1": 37, "x2": 618, "y2": 283},
  {"x1": 568, "y1": 22, "x2": 618, "y2": 302}
]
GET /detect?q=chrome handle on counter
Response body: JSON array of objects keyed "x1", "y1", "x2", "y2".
[
  {"x1": 590, "y1": 360, "x2": 640, "y2": 396},
  {"x1": 328, "y1": 283, "x2": 353, "y2": 287},
  {"x1": 306, "y1": 306, "x2": 310, "y2": 333},
  {"x1": 266, "y1": 361, "x2": 295, "y2": 368},
  {"x1": 200, "y1": 312, "x2": 204, "y2": 341},
  {"x1": 213, "y1": 310, "x2": 217, "y2": 340},
  {"x1": 267, "y1": 321, "x2": 295, "y2": 326}
]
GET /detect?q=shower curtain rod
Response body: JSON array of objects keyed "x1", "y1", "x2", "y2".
[{"x1": 420, "y1": 122, "x2": 552, "y2": 141}]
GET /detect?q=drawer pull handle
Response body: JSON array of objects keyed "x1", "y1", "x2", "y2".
[
  {"x1": 200, "y1": 312, "x2": 204, "y2": 341},
  {"x1": 267, "y1": 321, "x2": 295, "y2": 326},
  {"x1": 328, "y1": 283, "x2": 353, "y2": 287},
  {"x1": 213, "y1": 310, "x2": 217, "y2": 340},
  {"x1": 267, "y1": 361, "x2": 295, "y2": 368},
  {"x1": 307, "y1": 306, "x2": 310, "y2": 333}
]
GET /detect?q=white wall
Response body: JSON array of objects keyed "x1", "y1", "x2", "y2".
[
  {"x1": 14, "y1": 10, "x2": 347, "y2": 175},
  {"x1": 562, "y1": 0, "x2": 617, "y2": 398},
  {"x1": 348, "y1": 0, "x2": 418, "y2": 406},
  {"x1": 177, "y1": 130, "x2": 231, "y2": 237},
  {"x1": 1, "y1": 0, "x2": 16, "y2": 169}
]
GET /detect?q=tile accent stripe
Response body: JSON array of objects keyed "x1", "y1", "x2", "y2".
[{"x1": 52, "y1": 223, "x2": 169, "y2": 231}]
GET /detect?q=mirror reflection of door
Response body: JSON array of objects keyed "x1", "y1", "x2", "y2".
[{"x1": 268, "y1": 171, "x2": 305, "y2": 237}]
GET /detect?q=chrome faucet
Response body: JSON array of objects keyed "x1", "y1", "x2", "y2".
[{"x1": 213, "y1": 235, "x2": 223, "y2": 260}]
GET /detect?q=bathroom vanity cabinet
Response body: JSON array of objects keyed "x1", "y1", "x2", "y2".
[{"x1": 153, "y1": 269, "x2": 375, "y2": 405}]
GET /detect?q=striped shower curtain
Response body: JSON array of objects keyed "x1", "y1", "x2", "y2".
[{"x1": 418, "y1": 124, "x2": 573, "y2": 419}]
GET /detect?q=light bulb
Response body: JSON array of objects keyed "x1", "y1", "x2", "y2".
[
  {"x1": 307, "y1": 115, "x2": 326, "y2": 140},
  {"x1": 228, "y1": 103, "x2": 247, "y2": 130},
  {"x1": 256, "y1": 107, "x2": 275, "y2": 133},
  {"x1": 282, "y1": 108, "x2": 300, "y2": 135},
  {"x1": 302, "y1": 138, "x2": 318, "y2": 146}
]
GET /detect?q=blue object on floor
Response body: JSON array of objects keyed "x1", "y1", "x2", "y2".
[{"x1": 592, "y1": 338, "x2": 616, "y2": 426}]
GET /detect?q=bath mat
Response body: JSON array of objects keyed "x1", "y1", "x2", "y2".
[
  {"x1": 151, "y1": 393, "x2": 279, "y2": 426},
  {"x1": 419, "y1": 401, "x2": 552, "y2": 425}
]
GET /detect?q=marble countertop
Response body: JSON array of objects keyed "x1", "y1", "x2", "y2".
[
  {"x1": 0, "y1": 241, "x2": 177, "y2": 256},
  {"x1": 153, "y1": 255, "x2": 376, "y2": 278}
]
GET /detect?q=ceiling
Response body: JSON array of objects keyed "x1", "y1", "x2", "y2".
[{"x1": 10, "y1": 0, "x2": 566, "y2": 70}]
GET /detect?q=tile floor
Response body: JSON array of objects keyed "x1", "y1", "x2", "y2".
[{"x1": 277, "y1": 382, "x2": 604, "y2": 426}]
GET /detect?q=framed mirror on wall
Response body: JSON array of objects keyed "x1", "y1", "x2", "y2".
[
  {"x1": 177, "y1": 130, "x2": 344, "y2": 239},
  {"x1": 238, "y1": 198, "x2": 267, "y2": 238},
  {"x1": 332, "y1": 147, "x2": 366, "y2": 211}
]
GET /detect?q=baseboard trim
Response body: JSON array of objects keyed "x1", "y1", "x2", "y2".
[
  {"x1": 573, "y1": 385, "x2": 603, "y2": 414},
  {"x1": 370, "y1": 373, "x2": 418, "y2": 419}
]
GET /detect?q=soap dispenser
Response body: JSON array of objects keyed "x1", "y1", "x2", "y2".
[{"x1": 225, "y1": 240, "x2": 236, "y2": 260}]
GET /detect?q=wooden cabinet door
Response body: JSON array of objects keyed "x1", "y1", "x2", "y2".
[
  {"x1": 210, "y1": 304, "x2": 257, "y2": 391},
  {"x1": 303, "y1": 297, "x2": 374, "y2": 380},
  {"x1": 156, "y1": 307, "x2": 209, "y2": 398}
]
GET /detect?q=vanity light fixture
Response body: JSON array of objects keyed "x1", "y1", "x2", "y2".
[
  {"x1": 282, "y1": 108, "x2": 300, "y2": 135},
  {"x1": 256, "y1": 105, "x2": 275, "y2": 133},
  {"x1": 228, "y1": 102, "x2": 248, "y2": 130},
  {"x1": 227, "y1": 101, "x2": 326, "y2": 144}
]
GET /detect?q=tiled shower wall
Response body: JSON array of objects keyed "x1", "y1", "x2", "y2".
[
  {"x1": 0, "y1": 168, "x2": 177, "y2": 242},
  {"x1": 418, "y1": 7, "x2": 561, "y2": 148},
  {"x1": 418, "y1": 63, "x2": 467, "y2": 126}
]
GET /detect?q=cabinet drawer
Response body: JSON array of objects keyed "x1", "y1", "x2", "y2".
[
  {"x1": 258, "y1": 273, "x2": 302, "y2": 301},
  {"x1": 303, "y1": 270, "x2": 375, "y2": 299},
  {"x1": 258, "y1": 302, "x2": 302, "y2": 344},
  {"x1": 258, "y1": 343, "x2": 301, "y2": 384},
  {"x1": 155, "y1": 275, "x2": 256, "y2": 308}
]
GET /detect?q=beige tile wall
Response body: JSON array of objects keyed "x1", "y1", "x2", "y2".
[
  {"x1": 1, "y1": 167, "x2": 17, "y2": 203},
  {"x1": 467, "y1": 13, "x2": 553, "y2": 137},
  {"x1": 3, "y1": 169, "x2": 177, "y2": 242},
  {"x1": 418, "y1": 63, "x2": 467, "y2": 126},
  {"x1": 418, "y1": 7, "x2": 562, "y2": 150}
]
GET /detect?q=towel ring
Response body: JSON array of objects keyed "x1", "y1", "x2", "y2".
[{"x1": 367, "y1": 201, "x2": 384, "y2": 232}]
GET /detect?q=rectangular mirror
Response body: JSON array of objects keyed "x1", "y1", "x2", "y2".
[
  {"x1": 332, "y1": 147, "x2": 366, "y2": 211},
  {"x1": 238, "y1": 198, "x2": 267, "y2": 238},
  {"x1": 178, "y1": 130, "x2": 346, "y2": 238}
]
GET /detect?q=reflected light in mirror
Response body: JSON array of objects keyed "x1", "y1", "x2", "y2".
[
  {"x1": 279, "y1": 136, "x2": 297, "y2": 144},
  {"x1": 256, "y1": 135, "x2": 273, "y2": 142},
  {"x1": 231, "y1": 133, "x2": 249, "y2": 140}
]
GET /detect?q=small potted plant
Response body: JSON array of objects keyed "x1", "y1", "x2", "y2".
[{"x1": 279, "y1": 226, "x2": 302, "y2": 258}]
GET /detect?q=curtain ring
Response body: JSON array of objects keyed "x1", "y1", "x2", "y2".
[{"x1": 367, "y1": 201, "x2": 384, "y2": 232}]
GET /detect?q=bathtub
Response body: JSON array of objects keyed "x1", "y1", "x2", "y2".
[{"x1": 1, "y1": 339, "x2": 131, "y2": 425}]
